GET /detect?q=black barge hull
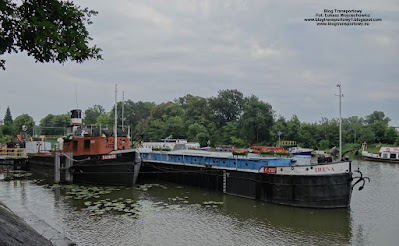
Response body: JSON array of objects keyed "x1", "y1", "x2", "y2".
[
  {"x1": 27, "y1": 151, "x2": 139, "y2": 186},
  {"x1": 140, "y1": 161, "x2": 352, "y2": 208}
]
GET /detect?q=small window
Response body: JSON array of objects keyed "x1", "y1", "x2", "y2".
[
  {"x1": 390, "y1": 154, "x2": 396, "y2": 159},
  {"x1": 73, "y1": 141, "x2": 78, "y2": 150},
  {"x1": 84, "y1": 140, "x2": 90, "y2": 149},
  {"x1": 104, "y1": 139, "x2": 108, "y2": 143}
]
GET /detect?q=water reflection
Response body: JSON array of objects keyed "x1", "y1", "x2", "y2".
[{"x1": 1, "y1": 160, "x2": 398, "y2": 245}]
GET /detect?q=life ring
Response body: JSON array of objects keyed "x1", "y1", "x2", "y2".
[{"x1": 387, "y1": 148, "x2": 390, "y2": 152}]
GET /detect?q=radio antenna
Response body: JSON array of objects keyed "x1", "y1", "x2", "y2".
[{"x1": 75, "y1": 83, "x2": 79, "y2": 109}]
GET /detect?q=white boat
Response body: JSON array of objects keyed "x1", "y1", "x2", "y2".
[
  {"x1": 361, "y1": 143, "x2": 399, "y2": 163},
  {"x1": 287, "y1": 147, "x2": 314, "y2": 156}
]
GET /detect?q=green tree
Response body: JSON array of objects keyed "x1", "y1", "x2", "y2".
[
  {"x1": 357, "y1": 127, "x2": 375, "y2": 144},
  {"x1": 13, "y1": 114, "x2": 35, "y2": 135},
  {"x1": 285, "y1": 115, "x2": 301, "y2": 141},
  {"x1": 298, "y1": 123, "x2": 318, "y2": 149},
  {"x1": 84, "y1": 105, "x2": 105, "y2": 125},
  {"x1": 221, "y1": 121, "x2": 244, "y2": 146},
  {"x1": 209, "y1": 89, "x2": 245, "y2": 128},
  {"x1": 112, "y1": 100, "x2": 155, "y2": 139},
  {"x1": 4, "y1": 106, "x2": 13, "y2": 124},
  {"x1": 239, "y1": 95, "x2": 274, "y2": 144},
  {"x1": 270, "y1": 116, "x2": 287, "y2": 145},
  {"x1": 144, "y1": 102, "x2": 185, "y2": 141},
  {"x1": 0, "y1": 0, "x2": 102, "y2": 70},
  {"x1": 317, "y1": 118, "x2": 339, "y2": 147},
  {"x1": 342, "y1": 116, "x2": 364, "y2": 144},
  {"x1": 365, "y1": 111, "x2": 390, "y2": 125},
  {"x1": 383, "y1": 127, "x2": 398, "y2": 144},
  {"x1": 96, "y1": 113, "x2": 114, "y2": 128},
  {"x1": 187, "y1": 123, "x2": 210, "y2": 146},
  {"x1": 39, "y1": 113, "x2": 69, "y2": 135}
]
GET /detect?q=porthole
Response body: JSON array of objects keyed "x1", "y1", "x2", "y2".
[
  {"x1": 306, "y1": 168, "x2": 309, "y2": 171},
  {"x1": 280, "y1": 168, "x2": 283, "y2": 171},
  {"x1": 310, "y1": 166, "x2": 313, "y2": 169},
  {"x1": 291, "y1": 167, "x2": 294, "y2": 170},
  {"x1": 245, "y1": 163, "x2": 248, "y2": 166}
]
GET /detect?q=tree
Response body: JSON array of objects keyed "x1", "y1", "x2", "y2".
[
  {"x1": 112, "y1": 100, "x2": 155, "y2": 138},
  {"x1": 84, "y1": 105, "x2": 105, "y2": 125},
  {"x1": 239, "y1": 95, "x2": 274, "y2": 144},
  {"x1": 3, "y1": 106, "x2": 13, "y2": 124},
  {"x1": 144, "y1": 102, "x2": 185, "y2": 141},
  {"x1": 285, "y1": 115, "x2": 301, "y2": 141},
  {"x1": 298, "y1": 123, "x2": 318, "y2": 149},
  {"x1": 187, "y1": 123, "x2": 210, "y2": 146},
  {"x1": 0, "y1": 0, "x2": 102, "y2": 70},
  {"x1": 209, "y1": 89, "x2": 245, "y2": 128},
  {"x1": 365, "y1": 111, "x2": 390, "y2": 125},
  {"x1": 13, "y1": 114, "x2": 34, "y2": 135},
  {"x1": 96, "y1": 113, "x2": 114, "y2": 128},
  {"x1": 269, "y1": 116, "x2": 287, "y2": 145},
  {"x1": 357, "y1": 127, "x2": 375, "y2": 144},
  {"x1": 39, "y1": 113, "x2": 69, "y2": 135}
]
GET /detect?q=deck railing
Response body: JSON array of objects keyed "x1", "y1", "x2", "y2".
[{"x1": 0, "y1": 148, "x2": 28, "y2": 159}]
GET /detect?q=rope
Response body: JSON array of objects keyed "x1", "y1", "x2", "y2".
[{"x1": 60, "y1": 153, "x2": 90, "y2": 163}]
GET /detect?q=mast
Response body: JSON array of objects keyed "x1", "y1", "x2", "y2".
[
  {"x1": 114, "y1": 84, "x2": 118, "y2": 151},
  {"x1": 336, "y1": 83, "x2": 343, "y2": 159},
  {"x1": 122, "y1": 91, "x2": 125, "y2": 130}
]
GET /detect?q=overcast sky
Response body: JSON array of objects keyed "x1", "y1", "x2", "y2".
[{"x1": 1, "y1": 0, "x2": 398, "y2": 126}]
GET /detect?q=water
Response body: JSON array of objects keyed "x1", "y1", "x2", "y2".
[{"x1": 1, "y1": 160, "x2": 398, "y2": 246}]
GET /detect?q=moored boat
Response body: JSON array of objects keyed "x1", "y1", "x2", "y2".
[
  {"x1": 361, "y1": 143, "x2": 399, "y2": 164},
  {"x1": 287, "y1": 146, "x2": 314, "y2": 156},
  {"x1": 138, "y1": 146, "x2": 367, "y2": 208},
  {"x1": 27, "y1": 109, "x2": 141, "y2": 185}
]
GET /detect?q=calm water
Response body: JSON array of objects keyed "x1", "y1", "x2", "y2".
[{"x1": 1, "y1": 160, "x2": 399, "y2": 246}]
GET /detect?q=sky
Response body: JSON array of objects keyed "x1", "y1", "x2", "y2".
[{"x1": 1, "y1": 0, "x2": 398, "y2": 126}]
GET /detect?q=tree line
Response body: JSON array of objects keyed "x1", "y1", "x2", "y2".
[{"x1": 1, "y1": 89, "x2": 399, "y2": 149}]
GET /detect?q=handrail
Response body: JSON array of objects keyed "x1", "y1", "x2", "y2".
[{"x1": 0, "y1": 148, "x2": 28, "y2": 159}]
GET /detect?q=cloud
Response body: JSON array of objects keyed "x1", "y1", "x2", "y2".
[{"x1": 1, "y1": 0, "x2": 398, "y2": 126}]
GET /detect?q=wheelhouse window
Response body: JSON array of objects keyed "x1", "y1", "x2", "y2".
[
  {"x1": 73, "y1": 141, "x2": 78, "y2": 150},
  {"x1": 84, "y1": 140, "x2": 90, "y2": 149}
]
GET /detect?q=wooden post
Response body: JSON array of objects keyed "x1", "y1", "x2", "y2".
[{"x1": 55, "y1": 152, "x2": 60, "y2": 183}]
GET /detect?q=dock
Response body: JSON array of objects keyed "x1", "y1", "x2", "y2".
[{"x1": 0, "y1": 148, "x2": 28, "y2": 170}]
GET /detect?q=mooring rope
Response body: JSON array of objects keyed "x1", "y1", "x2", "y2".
[{"x1": 60, "y1": 153, "x2": 90, "y2": 163}]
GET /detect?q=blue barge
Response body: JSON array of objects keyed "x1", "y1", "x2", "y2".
[
  {"x1": 141, "y1": 150, "x2": 293, "y2": 171},
  {"x1": 138, "y1": 149, "x2": 366, "y2": 208}
]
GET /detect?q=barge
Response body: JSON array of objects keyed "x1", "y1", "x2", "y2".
[{"x1": 139, "y1": 149, "x2": 366, "y2": 208}]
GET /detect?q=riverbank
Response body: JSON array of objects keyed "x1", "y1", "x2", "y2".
[{"x1": 0, "y1": 193, "x2": 74, "y2": 246}]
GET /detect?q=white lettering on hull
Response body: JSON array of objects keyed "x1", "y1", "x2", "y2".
[{"x1": 259, "y1": 162, "x2": 350, "y2": 176}]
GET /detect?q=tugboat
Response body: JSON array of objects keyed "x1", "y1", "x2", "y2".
[{"x1": 28, "y1": 109, "x2": 141, "y2": 185}]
